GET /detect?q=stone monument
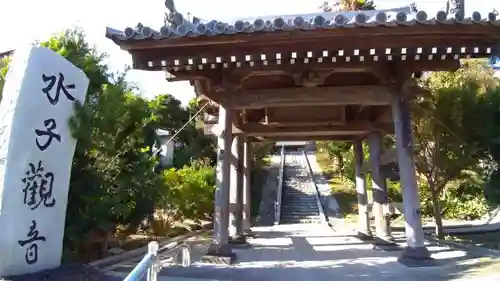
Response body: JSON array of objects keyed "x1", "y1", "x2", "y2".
[{"x1": 0, "y1": 46, "x2": 89, "y2": 276}]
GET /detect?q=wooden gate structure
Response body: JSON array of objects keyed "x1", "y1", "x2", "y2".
[{"x1": 106, "y1": 2, "x2": 500, "y2": 264}]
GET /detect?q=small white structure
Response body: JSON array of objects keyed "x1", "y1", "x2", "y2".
[
  {"x1": 0, "y1": 46, "x2": 89, "y2": 276},
  {"x1": 155, "y1": 129, "x2": 175, "y2": 167},
  {"x1": 275, "y1": 141, "x2": 315, "y2": 151}
]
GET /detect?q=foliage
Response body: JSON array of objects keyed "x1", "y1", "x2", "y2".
[
  {"x1": 154, "y1": 158, "x2": 215, "y2": 234},
  {"x1": 320, "y1": 0, "x2": 376, "y2": 12},
  {"x1": 316, "y1": 61, "x2": 495, "y2": 230},
  {"x1": 0, "y1": 29, "x2": 218, "y2": 259},
  {"x1": 410, "y1": 60, "x2": 500, "y2": 237},
  {"x1": 316, "y1": 141, "x2": 352, "y2": 174},
  {"x1": 148, "y1": 95, "x2": 216, "y2": 168},
  {"x1": 0, "y1": 55, "x2": 12, "y2": 99},
  {"x1": 39, "y1": 30, "x2": 161, "y2": 254}
]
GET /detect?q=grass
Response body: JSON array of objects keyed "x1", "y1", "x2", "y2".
[{"x1": 316, "y1": 150, "x2": 359, "y2": 218}]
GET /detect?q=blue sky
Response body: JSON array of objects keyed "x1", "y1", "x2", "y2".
[{"x1": 0, "y1": 0, "x2": 498, "y2": 105}]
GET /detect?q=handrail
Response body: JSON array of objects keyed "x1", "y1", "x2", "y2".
[
  {"x1": 123, "y1": 242, "x2": 159, "y2": 281},
  {"x1": 303, "y1": 150, "x2": 328, "y2": 224},
  {"x1": 123, "y1": 241, "x2": 192, "y2": 281},
  {"x1": 275, "y1": 145, "x2": 285, "y2": 225}
]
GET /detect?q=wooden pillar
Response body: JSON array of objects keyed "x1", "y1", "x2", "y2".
[
  {"x1": 242, "y1": 138, "x2": 252, "y2": 234},
  {"x1": 229, "y1": 135, "x2": 240, "y2": 237},
  {"x1": 229, "y1": 136, "x2": 246, "y2": 243},
  {"x1": 368, "y1": 132, "x2": 393, "y2": 244},
  {"x1": 208, "y1": 105, "x2": 233, "y2": 256},
  {"x1": 354, "y1": 139, "x2": 371, "y2": 239},
  {"x1": 391, "y1": 96, "x2": 431, "y2": 261}
]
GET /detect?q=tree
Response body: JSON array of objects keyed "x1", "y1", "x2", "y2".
[
  {"x1": 319, "y1": 0, "x2": 376, "y2": 12},
  {"x1": 317, "y1": 141, "x2": 352, "y2": 173},
  {"x1": 0, "y1": 55, "x2": 11, "y2": 99},
  {"x1": 413, "y1": 60, "x2": 498, "y2": 238},
  {"x1": 0, "y1": 28, "x2": 223, "y2": 261},
  {"x1": 148, "y1": 95, "x2": 216, "y2": 168},
  {"x1": 32, "y1": 30, "x2": 163, "y2": 259}
]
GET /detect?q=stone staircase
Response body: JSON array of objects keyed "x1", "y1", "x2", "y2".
[{"x1": 280, "y1": 154, "x2": 322, "y2": 224}]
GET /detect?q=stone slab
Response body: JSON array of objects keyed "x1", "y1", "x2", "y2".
[
  {"x1": 0, "y1": 46, "x2": 89, "y2": 277},
  {"x1": 200, "y1": 253, "x2": 236, "y2": 265}
]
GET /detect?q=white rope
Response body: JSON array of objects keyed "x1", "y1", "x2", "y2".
[{"x1": 151, "y1": 102, "x2": 209, "y2": 158}]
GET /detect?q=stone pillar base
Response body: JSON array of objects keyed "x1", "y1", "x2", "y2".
[
  {"x1": 355, "y1": 231, "x2": 373, "y2": 241},
  {"x1": 400, "y1": 246, "x2": 431, "y2": 259},
  {"x1": 203, "y1": 244, "x2": 236, "y2": 264},
  {"x1": 397, "y1": 246, "x2": 436, "y2": 267},
  {"x1": 229, "y1": 235, "x2": 251, "y2": 248},
  {"x1": 373, "y1": 235, "x2": 396, "y2": 245},
  {"x1": 243, "y1": 229, "x2": 255, "y2": 237}
]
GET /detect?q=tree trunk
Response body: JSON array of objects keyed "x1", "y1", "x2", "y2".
[
  {"x1": 430, "y1": 188, "x2": 445, "y2": 239},
  {"x1": 337, "y1": 154, "x2": 344, "y2": 173}
]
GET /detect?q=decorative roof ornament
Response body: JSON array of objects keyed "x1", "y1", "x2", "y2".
[
  {"x1": 408, "y1": 2, "x2": 418, "y2": 13},
  {"x1": 444, "y1": 0, "x2": 465, "y2": 20},
  {"x1": 164, "y1": 0, "x2": 202, "y2": 30},
  {"x1": 164, "y1": 0, "x2": 185, "y2": 27}
]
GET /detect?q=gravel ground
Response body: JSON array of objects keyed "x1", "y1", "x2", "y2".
[{"x1": 1, "y1": 264, "x2": 122, "y2": 281}]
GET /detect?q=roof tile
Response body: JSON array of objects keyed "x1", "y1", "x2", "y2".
[{"x1": 105, "y1": 6, "x2": 500, "y2": 42}]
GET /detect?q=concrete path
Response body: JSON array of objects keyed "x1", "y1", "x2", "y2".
[
  {"x1": 103, "y1": 151, "x2": 500, "y2": 281},
  {"x1": 156, "y1": 223, "x2": 500, "y2": 281}
]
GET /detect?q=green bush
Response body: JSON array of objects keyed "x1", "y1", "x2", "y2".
[
  {"x1": 443, "y1": 195, "x2": 489, "y2": 220},
  {"x1": 418, "y1": 180, "x2": 490, "y2": 220},
  {"x1": 158, "y1": 158, "x2": 215, "y2": 222},
  {"x1": 387, "y1": 181, "x2": 403, "y2": 202}
]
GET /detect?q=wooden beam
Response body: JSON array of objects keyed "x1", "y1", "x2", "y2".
[
  {"x1": 203, "y1": 123, "x2": 242, "y2": 135},
  {"x1": 258, "y1": 135, "x2": 355, "y2": 142},
  {"x1": 266, "y1": 106, "x2": 345, "y2": 124},
  {"x1": 361, "y1": 147, "x2": 398, "y2": 173},
  {"x1": 374, "y1": 108, "x2": 393, "y2": 124},
  {"x1": 162, "y1": 54, "x2": 463, "y2": 77},
  {"x1": 264, "y1": 121, "x2": 346, "y2": 127},
  {"x1": 230, "y1": 86, "x2": 394, "y2": 109},
  {"x1": 238, "y1": 121, "x2": 377, "y2": 137}
]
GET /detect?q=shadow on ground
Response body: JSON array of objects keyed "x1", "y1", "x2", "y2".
[{"x1": 157, "y1": 225, "x2": 500, "y2": 281}]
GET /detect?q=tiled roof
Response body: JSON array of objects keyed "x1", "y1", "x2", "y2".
[{"x1": 106, "y1": 6, "x2": 500, "y2": 42}]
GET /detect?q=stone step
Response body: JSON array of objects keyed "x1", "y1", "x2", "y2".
[
  {"x1": 280, "y1": 219, "x2": 322, "y2": 224},
  {"x1": 281, "y1": 215, "x2": 320, "y2": 220},
  {"x1": 284, "y1": 196, "x2": 317, "y2": 200},
  {"x1": 284, "y1": 196, "x2": 316, "y2": 200},
  {"x1": 284, "y1": 197, "x2": 317, "y2": 201},
  {"x1": 282, "y1": 206, "x2": 318, "y2": 210},
  {"x1": 281, "y1": 203, "x2": 318, "y2": 210},
  {"x1": 283, "y1": 202, "x2": 318, "y2": 206},
  {"x1": 286, "y1": 190, "x2": 316, "y2": 194},
  {"x1": 281, "y1": 214, "x2": 320, "y2": 219},
  {"x1": 285, "y1": 189, "x2": 314, "y2": 192},
  {"x1": 283, "y1": 204, "x2": 318, "y2": 207},
  {"x1": 283, "y1": 202, "x2": 317, "y2": 206},
  {"x1": 283, "y1": 212, "x2": 318, "y2": 216},
  {"x1": 282, "y1": 210, "x2": 319, "y2": 214},
  {"x1": 281, "y1": 215, "x2": 321, "y2": 219}
]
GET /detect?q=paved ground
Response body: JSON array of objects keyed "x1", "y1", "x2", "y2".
[
  {"x1": 155, "y1": 223, "x2": 500, "y2": 281},
  {"x1": 104, "y1": 152, "x2": 500, "y2": 281}
]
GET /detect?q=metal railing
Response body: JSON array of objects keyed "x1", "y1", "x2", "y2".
[
  {"x1": 303, "y1": 150, "x2": 328, "y2": 224},
  {"x1": 274, "y1": 145, "x2": 285, "y2": 225},
  {"x1": 123, "y1": 241, "x2": 192, "y2": 281}
]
